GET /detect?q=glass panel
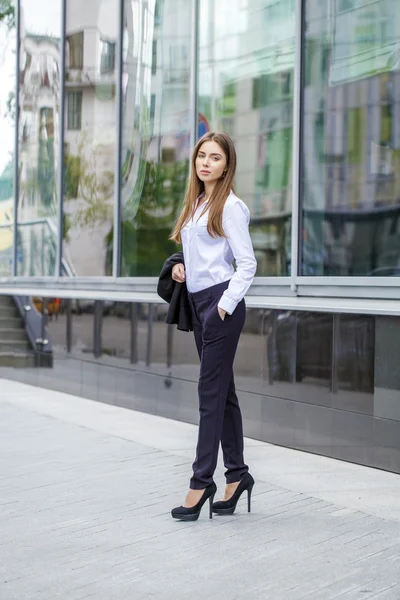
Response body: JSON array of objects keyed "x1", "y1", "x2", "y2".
[
  {"x1": 374, "y1": 316, "x2": 400, "y2": 421},
  {"x1": 302, "y1": 1, "x2": 400, "y2": 276},
  {"x1": 198, "y1": 0, "x2": 295, "y2": 276},
  {"x1": 62, "y1": 0, "x2": 117, "y2": 277},
  {"x1": 17, "y1": 0, "x2": 61, "y2": 276},
  {"x1": 262, "y1": 310, "x2": 333, "y2": 408},
  {"x1": 0, "y1": 0, "x2": 16, "y2": 276},
  {"x1": 334, "y1": 314, "x2": 374, "y2": 415},
  {"x1": 66, "y1": 91, "x2": 82, "y2": 131},
  {"x1": 120, "y1": 0, "x2": 192, "y2": 276}
]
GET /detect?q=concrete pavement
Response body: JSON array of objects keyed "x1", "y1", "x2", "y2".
[{"x1": 1, "y1": 378, "x2": 400, "y2": 600}]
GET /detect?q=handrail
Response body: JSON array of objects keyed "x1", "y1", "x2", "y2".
[
  {"x1": 0, "y1": 216, "x2": 71, "y2": 368},
  {"x1": 13, "y1": 295, "x2": 53, "y2": 367},
  {"x1": 0, "y1": 217, "x2": 77, "y2": 276}
]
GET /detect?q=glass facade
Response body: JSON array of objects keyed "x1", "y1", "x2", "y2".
[
  {"x1": 120, "y1": 0, "x2": 191, "y2": 277},
  {"x1": 199, "y1": 0, "x2": 295, "y2": 276},
  {"x1": 0, "y1": 0, "x2": 16, "y2": 276},
  {"x1": 302, "y1": 0, "x2": 400, "y2": 276},
  {"x1": 3, "y1": 0, "x2": 400, "y2": 284},
  {"x1": 17, "y1": 0, "x2": 62, "y2": 276},
  {"x1": 63, "y1": 0, "x2": 117, "y2": 277}
]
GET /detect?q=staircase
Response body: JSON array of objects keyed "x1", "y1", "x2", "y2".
[{"x1": 0, "y1": 296, "x2": 35, "y2": 368}]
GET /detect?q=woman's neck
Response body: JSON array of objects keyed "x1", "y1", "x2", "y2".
[{"x1": 203, "y1": 183, "x2": 215, "y2": 199}]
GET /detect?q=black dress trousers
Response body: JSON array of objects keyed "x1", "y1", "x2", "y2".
[{"x1": 188, "y1": 280, "x2": 249, "y2": 489}]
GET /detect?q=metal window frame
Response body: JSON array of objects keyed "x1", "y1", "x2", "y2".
[
  {"x1": 3, "y1": 275, "x2": 400, "y2": 302},
  {"x1": 289, "y1": 0, "x2": 303, "y2": 289},
  {"x1": 56, "y1": 0, "x2": 67, "y2": 277},
  {"x1": 99, "y1": 39, "x2": 117, "y2": 75},
  {"x1": 189, "y1": 0, "x2": 199, "y2": 150},
  {"x1": 112, "y1": 0, "x2": 124, "y2": 278},
  {"x1": 66, "y1": 90, "x2": 83, "y2": 131},
  {"x1": 4, "y1": 0, "x2": 400, "y2": 311}
]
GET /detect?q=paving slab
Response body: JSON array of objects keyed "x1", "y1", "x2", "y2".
[{"x1": 1, "y1": 378, "x2": 400, "y2": 600}]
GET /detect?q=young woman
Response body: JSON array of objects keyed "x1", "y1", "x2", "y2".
[{"x1": 169, "y1": 131, "x2": 257, "y2": 521}]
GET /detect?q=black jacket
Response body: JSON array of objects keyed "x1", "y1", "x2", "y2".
[{"x1": 157, "y1": 252, "x2": 193, "y2": 332}]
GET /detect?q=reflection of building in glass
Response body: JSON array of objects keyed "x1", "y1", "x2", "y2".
[
  {"x1": 17, "y1": 12, "x2": 61, "y2": 276},
  {"x1": 62, "y1": 0, "x2": 118, "y2": 277},
  {"x1": 329, "y1": 0, "x2": 400, "y2": 86},
  {"x1": 199, "y1": 0, "x2": 295, "y2": 276},
  {"x1": 59, "y1": 0, "x2": 192, "y2": 277},
  {"x1": 0, "y1": 5, "x2": 16, "y2": 277},
  {"x1": 10, "y1": 0, "x2": 400, "y2": 278},
  {"x1": 302, "y1": 0, "x2": 400, "y2": 276},
  {"x1": 120, "y1": 0, "x2": 192, "y2": 277}
]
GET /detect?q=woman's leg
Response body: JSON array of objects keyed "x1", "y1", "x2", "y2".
[
  {"x1": 190, "y1": 297, "x2": 246, "y2": 489},
  {"x1": 192, "y1": 327, "x2": 248, "y2": 484},
  {"x1": 221, "y1": 374, "x2": 248, "y2": 483}
]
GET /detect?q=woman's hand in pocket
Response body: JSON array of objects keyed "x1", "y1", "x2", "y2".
[
  {"x1": 172, "y1": 263, "x2": 186, "y2": 283},
  {"x1": 218, "y1": 307, "x2": 227, "y2": 321}
]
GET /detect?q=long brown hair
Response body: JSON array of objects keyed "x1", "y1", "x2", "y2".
[{"x1": 170, "y1": 131, "x2": 236, "y2": 243}]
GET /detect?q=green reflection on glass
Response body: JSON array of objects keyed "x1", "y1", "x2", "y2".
[
  {"x1": 198, "y1": 0, "x2": 295, "y2": 276},
  {"x1": 120, "y1": 0, "x2": 191, "y2": 277},
  {"x1": 302, "y1": 1, "x2": 400, "y2": 276}
]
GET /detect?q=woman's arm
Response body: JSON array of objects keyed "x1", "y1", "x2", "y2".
[{"x1": 217, "y1": 200, "x2": 257, "y2": 315}]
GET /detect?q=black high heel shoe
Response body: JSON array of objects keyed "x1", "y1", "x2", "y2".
[
  {"x1": 212, "y1": 472, "x2": 255, "y2": 515},
  {"x1": 171, "y1": 482, "x2": 217, "y2": 521}
]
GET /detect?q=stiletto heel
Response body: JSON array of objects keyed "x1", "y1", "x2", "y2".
[
  {"x1": 209, "y1": 493, "x2": 215, "y2": 519},
  {"x1": 212, "y1": 472, "x2": 255, "y2": 515},
  {"x1": 247, "y1": 484, "x2": 254, "y2": 513},
  {"x1": 171, "y1": 482, "x2": 217, "y2": 521}
]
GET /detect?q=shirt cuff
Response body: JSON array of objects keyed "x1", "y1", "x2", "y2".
[{"x1": 217, "y1": 294, "x2": 238, "y2": 315}]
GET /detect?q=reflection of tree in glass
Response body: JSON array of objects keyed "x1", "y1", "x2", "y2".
[
  {"x1": 38, "y1": 133, "x2": 55, "y2": 208},
  {"x1": 65, "y1": 131, "x2": 189, "y2": 275},
  {"x1": 5, "y1": 91, "x2": 15, "y2": 122},
  {"x1": 64, "y1": 132, "x2": 114, "y2": 229},
  {"x1": 0, "y1": 0, "x2": 15, "y2": 29},
  {"x1": 107, "y1": 158, "x2": 189, "y2": 276},
  {"x1": 1, "y1": 1, "x2": 16, "y2": 124}
]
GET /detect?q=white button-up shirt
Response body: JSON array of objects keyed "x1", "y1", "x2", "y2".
[{"x1": 181, "y1": 191, "x2": 257, "y2": 314}]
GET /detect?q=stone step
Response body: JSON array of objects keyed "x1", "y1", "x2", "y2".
[
  {"x1": 0, "y1": 329, "x2": 27, "y2": 341},
  {"x1": 0, "y1": 352, "x2": 35, "y2": 368},
  {"x1": 0, "y1": 296, "x2": 15, "y2": 308},
  {"x1": 0, "y1": 340, "x2": 30, "y2": 352},
  {"x1": 0, "y1": 317, "x2": 22, "y2": 328},
  {"x1": 0, "y1": 307, "x2": 19, "y2": 318}
]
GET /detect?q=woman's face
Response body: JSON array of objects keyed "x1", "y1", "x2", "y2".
[{"x1": 195, "y1": 140, "x2": 227, "y2": 186}]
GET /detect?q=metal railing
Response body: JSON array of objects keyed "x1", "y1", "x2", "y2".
[
  {"x1": 0, "y1": 216, "x2": 77, "y2": 367},
  {"x1": 13, "y1": 294, "x2": 53, "y2": 367}
]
